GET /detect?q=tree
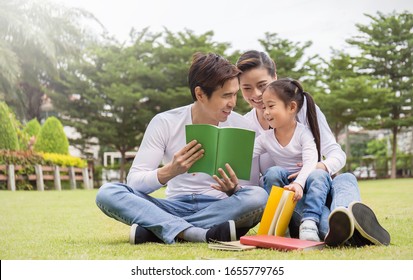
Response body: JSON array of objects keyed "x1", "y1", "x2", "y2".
[
  {"x1": 34, "y1": 116, "x2": 69, "y2": 155},
  {"x1": 0, "y1": 101, "x2": 19, "y2": 150},
  {"x1": 0, "y1": 0, "x2": 101, "y2": 121},
  {"x1": 316, "y1": 51, "x2": 383, "y2": 139},
  {"x1": 50, "y1": 29, "x2": 233, "y2": 181},
  {"x1": 347, "y1": 11, "x2": 413, "y2": 178},
  {"x1": 258, "y1": 32, "x2": 321, "y2": 90}
]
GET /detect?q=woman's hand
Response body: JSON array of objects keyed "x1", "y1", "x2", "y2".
[{"x1": 211, "y1": 163, "x2": 241, "y2": 196}]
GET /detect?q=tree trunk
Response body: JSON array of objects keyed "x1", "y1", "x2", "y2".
[
  {"x1": 119, "y1": 150, "x2": 126, "y2": 183},
  {"x1": 390, "y1": 127, "x2": 398, "y2": 179},
  {"x1": 344, "y1": 125, "x2": 351, "y2": 171},
  {"x1": 19, "y1": 82, "x2": 43, "y2": 121}
]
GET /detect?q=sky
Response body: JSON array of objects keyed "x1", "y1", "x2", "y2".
[{"x1": 54, "y1": 0, "x2": 412, "y2": 59}]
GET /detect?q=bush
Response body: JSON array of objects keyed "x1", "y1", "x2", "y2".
[
  {"x1": 0, "y1": 150, "x2": 86, "y2": 190},
  {"x1": 0, "y1": 102, "x2": 19, "y2": 150},
  {"x1": 34, "y1": 116, "x2": 69, "y2": 155},
  {"x1": 0, "y1": 150, "x2": 45, "y2": 190},
  {"x1": 24, "y1": 118, "x2": 41, "y2": 137},
  {"x1": 40, "y1": 152, "x2": 87, "y2": 168},
  {"x1": 0, "y1": 150, "x2": 44, "y2": 166}
]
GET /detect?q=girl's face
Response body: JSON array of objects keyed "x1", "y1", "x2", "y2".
[
  {"x1": 239, "y1": 67, "x2": 276, "y2": 111},
  {"x1": 262, "y1": 89, "x2": 296, "y2": 129}
]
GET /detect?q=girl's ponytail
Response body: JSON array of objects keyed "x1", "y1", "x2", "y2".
[{"x1": 303, "y1": 91, "x2": 321, "y2": 161}]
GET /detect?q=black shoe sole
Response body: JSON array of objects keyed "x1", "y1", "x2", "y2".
[
  {"x1": 130, "y1": 224, "x2": 163, "y2": 244},
  {"x1": 346, "y1": 229, "x2": 374, "y2": 247},
  {"x1": 324, "y1": 208, "x2": 354, "y2": 247},
  {"x1": 350, "y1": 202, "x2": 390, "y2": 246}
]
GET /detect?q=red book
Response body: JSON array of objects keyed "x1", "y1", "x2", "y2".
[{"x1": 240, "y1": 235, "x2": 325, "y2": 251}]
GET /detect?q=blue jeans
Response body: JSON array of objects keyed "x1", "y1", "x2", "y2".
[
  {"x1": 263, "y1": 168, "x2": 360, "y2": 239},
  {"x1": 262, "y1": 166, "x2": 330, "y2": 225},
  {"x1": 95, "y1": 183, "x2": 268, "y2": 244}
]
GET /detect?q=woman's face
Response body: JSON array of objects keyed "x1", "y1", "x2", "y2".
[{"x1": 239, "y1": 67, "x2": 276, "y2": 111}]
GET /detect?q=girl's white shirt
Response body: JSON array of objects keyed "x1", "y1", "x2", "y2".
[
  {"x1": 245, "y1": 100, "x2": 346, "y2": 175},
  {"x1": 253, "y1": 122, "x2": 317, "y2": 188}
]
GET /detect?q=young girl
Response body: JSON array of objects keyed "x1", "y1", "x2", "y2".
[{"x1": 253, "y1": 78, "x2": 328, "y2": 242}]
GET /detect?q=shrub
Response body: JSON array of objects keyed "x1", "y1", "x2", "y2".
[
  {"x1": 0, "y1": 150, "x2": 44, "y2": 166},
  {"x1": 40, "y1": 152, "x2": 87, "y2": 168},
  {"x1": 0, "y1": 150, "x2": 45, "y2": 190},
  {"x1": 0, "y1": 150, "x2": 86, "y2": 190},
  {"x1": 0, "y1": 102, "x2": 19, "y2": 150},
  {"x1": 34, "y1": 116, "x2": 69, "y2": 155},
  {"x1": 24, "y1": 118, "x2": 41, "y2": 137}
]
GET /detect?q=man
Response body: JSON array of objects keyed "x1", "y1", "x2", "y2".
[{"x1": 96, "y1": 52, "x2": 268, "y2": 244}]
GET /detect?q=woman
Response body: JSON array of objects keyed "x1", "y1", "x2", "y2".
[{"x1": 236, "y1": 50, "x2": 390, "y2": 247}]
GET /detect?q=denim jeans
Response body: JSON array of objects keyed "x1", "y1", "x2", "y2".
[
  {"x1": 95, "y1": 183, "x2": 268, "y2": 244},
  {"x1": 262, "y1": 166, "x2": 330, "y2": 225},
  {"x1": 263, "y1": 167, "x2": 360, "y2": 239}
]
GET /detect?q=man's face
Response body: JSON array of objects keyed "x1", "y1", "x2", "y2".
[{"x1": 201, "y1": 77, "x2": 239, "y2": 124}]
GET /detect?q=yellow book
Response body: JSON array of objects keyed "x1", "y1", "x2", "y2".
[{"x1": 257, "y1": 186, "x2": 297, "y2": 236}]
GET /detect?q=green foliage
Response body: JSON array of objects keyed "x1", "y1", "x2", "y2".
[
  {"x1": 315, "y1": 51, "x2": 387, "y2": 138},
  {"x1": 0, "y1": 0, "x2": 102, "y2": 120},
  {"x1": 0, "y1": 150, "x2": 44, "y2": 190},
  {"x1": 366, "y1": 139, "x2": 388, "y2": 158},
  {"x1": 347, "y1": 11, "x2": 413, "y2": 130},
  {"x1": 0, "y1": 101, "x2": 19, "y2": 150},
  {"x1": 258, "y1": 32, "x2": 322, "y2": 92},
  {"x1": 40, "y1": 152, "x2": 87, "y2": 168},
  {"x1": 0, "y1": 150, "x2": 86, "y2": 190},
  {"x1": 7, "y1": 105, "x2": 31, "y2": 151},
  {"x1": 347, "y1": 11, "x2": 413, "y2": 178},
  {"x1": 23, "y1": 118, "x2": 41, "y2": 137},
  {"x1": 0, "y1": 150, "x2": 44, "y2": 166},
  {"x1": 34, "y1": 117, "x2": 69, "y2": 155},
  {"x1": 49, "y1": 28, "x2": 233, "y2": 181}
]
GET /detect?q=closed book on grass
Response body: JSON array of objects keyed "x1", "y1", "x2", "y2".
[
  {"x1": 208, "y1": 240, "x2": 256, "y2": 251},
  {"x1": 240, "y1": 235, "x2": 325, "y2": 251},
  {"x1": 185, "y1": 124, "x2": 255, "y2": 180},
  {"x1": 257, "y1": 186, "x2": 297, "y2": 236}
]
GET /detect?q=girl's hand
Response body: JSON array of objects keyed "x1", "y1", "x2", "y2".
[{"x1": 283, "y1": 182, "x2": 303, "y2": 201}]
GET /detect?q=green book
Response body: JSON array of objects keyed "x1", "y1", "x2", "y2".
[{"x1": 185, "y1": 124, "x2": 255, "y2": 180}]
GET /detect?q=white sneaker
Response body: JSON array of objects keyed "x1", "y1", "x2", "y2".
[{"x1": 299, "y1": 220, "x2": 320, "y2": 242}]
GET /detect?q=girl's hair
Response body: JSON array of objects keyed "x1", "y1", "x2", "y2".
[
  {"x1": 236, "y1": 50, "x2": 276, "y2": 77},
  {"x1": 265, "y1": 78, "x2": 321, "y2": 161},
  {"x1": 188, "y1": 52, "x2": 241, "y2": 101}
]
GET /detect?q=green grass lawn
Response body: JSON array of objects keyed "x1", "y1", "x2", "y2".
[{"x1": 1, "y1": 178, "x2": 412, "y2": 260}]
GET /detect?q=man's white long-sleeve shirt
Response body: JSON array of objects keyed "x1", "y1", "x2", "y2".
[{"x1": 127, "y1": 104, "x2": 260, "y2": 199}]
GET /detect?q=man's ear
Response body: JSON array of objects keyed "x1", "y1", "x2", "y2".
[{"x1": 194, "y1": 86, "x2": 205, "y2": 102}]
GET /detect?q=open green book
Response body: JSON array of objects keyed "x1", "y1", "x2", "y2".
[{"x1": 185, "y1": 124, "x2": 255, "y2": 180}]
